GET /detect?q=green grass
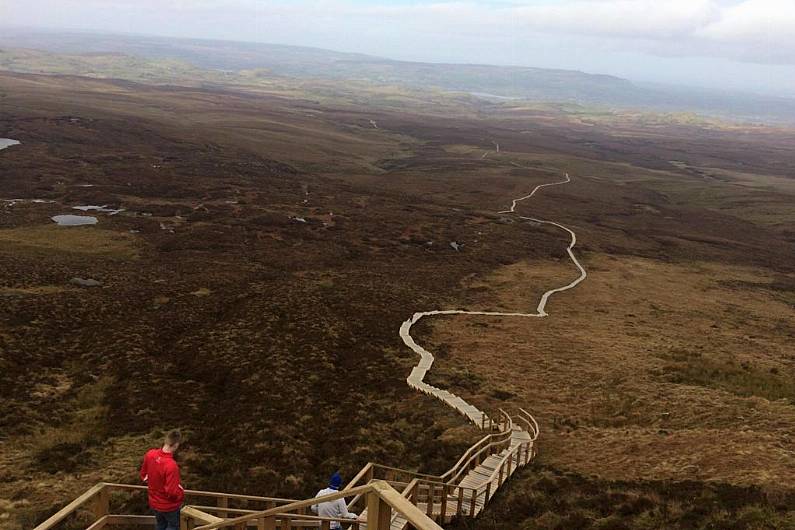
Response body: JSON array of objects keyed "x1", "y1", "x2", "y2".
[
  {"x1": 29, "y1": 377, "x2": 112, "y2": 474},
  {"x1": 658, "y1": 349, "x2": 795, "y2": 403},
  {"x1": 0, "y1": 48, "x2": 215, "y2": 85},
  {"x1": 0, "y1": 225, "x2": 140, "y2": 259}
]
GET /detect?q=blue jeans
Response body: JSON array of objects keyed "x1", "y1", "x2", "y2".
[{"x1": 154, "y1": 508, "x2": 180, "y2": 530}]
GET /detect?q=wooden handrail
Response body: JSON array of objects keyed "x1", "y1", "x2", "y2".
[
  {"x1": 441, "y1": 432, "x2": 493, "y2": 478},
  {"x1": 103, "y1": 482, "x2": 298, "y2": 504},
  {"x1": 84, "y1": 515, "x2": 109, "y2": 530},
  {"x1": 349, "y1": 409, "x2": 514, "y2": 491},
  {"x1": 33, "y1": 482, "x2": 303, "y2": 530},
  {"x1": 475, "y1": 441, "x2": 529, "y2": 497},
  {"x1": 401, "y1": 478, "x2": 420, "y2": 498},
  {"x1": 367, "y1": 463, "x2": 440, "y2": 481},
  {"x1": 411, "y1": 477, "x2": 476, "y2": 494},
  {"x1": 32, "y1": 483, "x2": 106, "y2": 530},
  {"x1": 182, "y1": 506, "x2": 224, "y2": 525},
  {"x1": 518, "y1": 408, "x2": 541, "y2": 441},
  {"x1": 345, "y1": 462, "x2": 374, "y2": 489},
  {"x1": 370, "y1": 480, "x2": 444, "y2": 530},
  {"x1": 441, "y1": 417, "x2": 513, "y2": 481},
  {"x1": 191, "y1": 481, "x2": 443, "y2": 530},
  {"x1": 188, "y1": 508, "x2": 374, "y2": 526},
  {"x1": 192, "y1": 485, "x2": 372, "y2": 530},
  {"x1": 187, "y1": 506, "x2": 261, "y2": 515},
  {"x1": 443, "y1": 428, "x2": 513, "y2": 484},
  {"x1": 105, "y1": 515, "x2": 154, "y2": 526}
]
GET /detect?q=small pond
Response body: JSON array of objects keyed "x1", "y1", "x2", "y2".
[
  {"x1": 52, "y1": 215, "x2": 99, "y2": 226},
  {"x1": 0, "y1": 139, "x2": 20, "y2": 151}
]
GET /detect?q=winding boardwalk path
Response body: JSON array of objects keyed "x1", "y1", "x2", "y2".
[
  {"x1": 391, "y1": 163, "x2": 588, "y2": 530},
  {"x1": 401, "y1": 169, "x2": 586, "y2": 410},
  {"x1": 396, "y1": 166, "x2": 587, "y2": 526}
]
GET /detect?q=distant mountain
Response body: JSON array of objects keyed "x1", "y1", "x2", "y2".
[{"x1": 2, "y1": 28, "x2": 794, "y2": 124}]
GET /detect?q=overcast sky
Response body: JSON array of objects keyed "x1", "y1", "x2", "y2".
[{"x1": 1, "y1": 0, "x2": 794, "y2": 96}]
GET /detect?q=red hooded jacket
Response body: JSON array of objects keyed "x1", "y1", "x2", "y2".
[{"x1": 140, "y1": 448, "x2": 184, "y2": 512}]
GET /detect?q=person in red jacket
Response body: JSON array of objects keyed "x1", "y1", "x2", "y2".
[{"x1": 140, "y1": 430, "x2": 185, "y2": 530}]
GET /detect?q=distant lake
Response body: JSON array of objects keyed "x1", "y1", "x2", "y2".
[
  {"x1": 52, "y1": 215, "x2": 99, "y2": 226},
  {"x1": 0, "y1": 139, "x2": 20, "y2": 150},
  {"x1": 469, "y1": 92, "x2": 521, "y2": 101}
]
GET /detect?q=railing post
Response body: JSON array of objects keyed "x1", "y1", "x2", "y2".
[
  {"x1": 485, "y1": 483, "x2": 492, "y2": 503},
  {"x1": 507, "y1": 452, "x2": 513, "y2": 476},
  {"x1": 456, "y1": 487, "x2": 464, "y2": 515},
  {"x1": 88, "y1": 486, "x2": 110, "y2": 527},
  {"x1": 426, "y1": 484, "x2": 434, "y2": 517},
  {"x1": 89, "y1": 485, "x2": 110, "y2": 521},
  {"x1": 262, "y1": 516, "x2": 276, "y2": 530},
  {"x1": 367, "y1": 490, "x2": 392, "y2": 530},
  {"x1": 217, "y1": 496, "x2": 229, "y2": 519},
  {"x1": 469, "y1": 489, "x2": 477, "y2": 517},
  {"x1": 439, "y1": 484, "x2": 448, "y2": 522}
]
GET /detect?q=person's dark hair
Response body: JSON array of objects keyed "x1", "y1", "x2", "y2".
[{"x1": 165, "y1": 429, "x2": 182, "y2": 447}]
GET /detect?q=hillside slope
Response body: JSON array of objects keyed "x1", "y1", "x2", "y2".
[{"x1": 3, "y1": 28, "x2": 794, "y2": 123}]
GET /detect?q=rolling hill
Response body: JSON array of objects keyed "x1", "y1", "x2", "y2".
[{"x1": 2, "y1": 28, "x2": 794, "y2": 124}]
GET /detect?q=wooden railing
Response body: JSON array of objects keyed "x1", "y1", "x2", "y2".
[
  {"x1": 33, "y1": 409, "x2": 539, "y2": 530},
  {"x1": 440, "y1": 412, "x2": 513, "y2": 485},
  {"x1": 185, "y1": 481, "x2": 444, "y2": 530},
  {"x1": 516, "y1": 408, "x2": 540, "y2": 441},
  {"x1": 33, "y1": 483, "x2": 299, "y2": 530},
  {"x1": 389, "y1": 437, "x2": 536, "y2": 527},
  {"x1": 343, "y1": 410, "x2": 514, "y2": 513},
  {"x1": 32, "y1": 480, "x2": 443, "y2": 530}
]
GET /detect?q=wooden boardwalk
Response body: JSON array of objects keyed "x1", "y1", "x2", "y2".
[
  {"x1": 387, "y1": 427, "x2": 533, "y2": 529},
  {"x1": 381, "y1": 169, "x2": 582, "y2": 529}
]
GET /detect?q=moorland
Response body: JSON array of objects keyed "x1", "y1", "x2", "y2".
[{"x1": 0, "y1": 45, "x2": 794, "y2": 530}]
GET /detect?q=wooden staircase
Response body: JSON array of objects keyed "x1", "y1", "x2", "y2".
[
  {"x1": 33, "y1": 406, "x2": 538, "y2": 530},
  {"x1": 388, "y1": 425, "x2": 534, "y2": 530},
  {"x1": 339, "y1": 407, "x2": 537, "y2": 530}
]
